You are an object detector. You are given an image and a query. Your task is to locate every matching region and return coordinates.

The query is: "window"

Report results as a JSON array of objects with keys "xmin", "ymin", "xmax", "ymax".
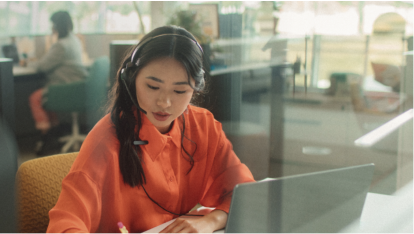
[{"xmin": 0, "ymin": 1, "xmax": 151, "ymax": 37}]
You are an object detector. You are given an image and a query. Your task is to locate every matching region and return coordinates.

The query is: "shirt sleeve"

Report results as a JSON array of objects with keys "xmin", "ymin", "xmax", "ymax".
[
  {"xmin": 46, "ymin": 171, "xmax": 102, "ymax": 233},
  {"xmin": 200, "ymin": 126, "xmax": 255, "ymax": 213},
  {"xmin": 37, "ymin": 42, "xmax": 65, "ymax": 73}
]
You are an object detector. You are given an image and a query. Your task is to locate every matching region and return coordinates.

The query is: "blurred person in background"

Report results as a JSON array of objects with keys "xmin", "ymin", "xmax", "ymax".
[{"xmin": 29, "ymin": 11, "xmax": 88, "ymax": 156}]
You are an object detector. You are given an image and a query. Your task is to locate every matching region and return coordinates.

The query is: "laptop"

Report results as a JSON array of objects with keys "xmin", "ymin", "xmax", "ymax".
[
  {"xmin": 142, "ymin": 163, "xmax": 375, "ymax": 233},
  {"xmin": 224, "ymin": 163, "xmax": 375, "ymax": 233}
]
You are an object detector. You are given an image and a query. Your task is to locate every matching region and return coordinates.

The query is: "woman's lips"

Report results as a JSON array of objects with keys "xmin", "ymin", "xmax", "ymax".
[{"xmin": 153, "ymin": 112, "xmax": 171, "ymax": 121}]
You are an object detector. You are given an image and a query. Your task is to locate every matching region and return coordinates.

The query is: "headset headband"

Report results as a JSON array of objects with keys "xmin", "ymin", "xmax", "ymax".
[
  {"xmin": 120, "ymin": 33, "xmax": 203, "ymax": 115},
  {"xmin": 130, "ymin": 33, "xmax": 203, "ymax": 64}
]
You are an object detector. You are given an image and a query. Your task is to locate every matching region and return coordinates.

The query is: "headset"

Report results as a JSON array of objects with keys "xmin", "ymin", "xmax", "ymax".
[
  {"xmin": 120, "ymin": 33, "xmax": 203, "ymax": 120},
  {"xmin": 120, "ymin": 33, "xmax": 204, "ymax": 217}
]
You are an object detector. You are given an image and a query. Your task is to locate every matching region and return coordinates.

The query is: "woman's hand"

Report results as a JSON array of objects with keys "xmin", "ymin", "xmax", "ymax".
[{"xmin": 160, "ymin": 209, "xmax": 228, "ymax": 233}]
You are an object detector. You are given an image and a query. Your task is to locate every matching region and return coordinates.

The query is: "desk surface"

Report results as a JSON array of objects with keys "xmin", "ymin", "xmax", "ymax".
[
  {"xmin": 13, "ymin": 59, "xmax": 93, "ymax": 77},
  {"xmin": 343, "ymin": 182, "xmax": 413, "ymax": 233},
  {"xmin": 210, "ymin": 61, "xmax": 290, "ymax": 76},
  {"xmin": 143, "ymin": 191, "xmax": 412, "ymax": 233},
  {"xmin": 13, "ymin": 66, "xmax": 38, "ymax": 76},
  {"xmin": 357, "ymin": 193, "xmax": 396, "ymax": 232}
]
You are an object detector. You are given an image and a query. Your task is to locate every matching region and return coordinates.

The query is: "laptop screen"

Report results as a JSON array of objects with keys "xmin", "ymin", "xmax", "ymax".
[{"xmin": 225, "ymin": 163, "xmax": 374, "ymax": 233}]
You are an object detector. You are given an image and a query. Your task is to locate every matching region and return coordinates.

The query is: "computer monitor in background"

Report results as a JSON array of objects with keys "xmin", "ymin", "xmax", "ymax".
[
  {"xmin": 109, "ymin": 40, "xmax": 137, "ymax": 87},
  {"xmin": 2, "ymin": 44, "xmax": 20, "ymax": 64}
]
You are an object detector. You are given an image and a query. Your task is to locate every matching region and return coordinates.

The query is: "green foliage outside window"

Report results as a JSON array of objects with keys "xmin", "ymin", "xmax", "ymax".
[{"xmin": 168, "ymin": 10, "xmax": 212, "ymax": 44}]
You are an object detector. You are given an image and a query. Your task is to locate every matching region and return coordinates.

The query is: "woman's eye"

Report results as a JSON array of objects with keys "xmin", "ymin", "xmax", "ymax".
[
  {"xmin": 147, "ymin": 84, "xmax": 159, "ymax": 90},
  {"xmin": 175, "ymin": 90, "xmax": 186, "ymax": 94}
]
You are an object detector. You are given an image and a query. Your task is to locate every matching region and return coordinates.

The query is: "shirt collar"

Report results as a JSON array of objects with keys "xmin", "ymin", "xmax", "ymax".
[{"xmin": 137, "ymin": 110, "xmax": 182, "ymax": 161}]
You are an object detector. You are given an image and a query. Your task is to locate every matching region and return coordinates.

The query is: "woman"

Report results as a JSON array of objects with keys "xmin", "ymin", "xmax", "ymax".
[
  {"xmin": 29, "ymin": 11, "xmax": 88, "ymax": 155},
  {"xmin": 46, "ymin": 25, "xmax": 254, "ymax": 233}
]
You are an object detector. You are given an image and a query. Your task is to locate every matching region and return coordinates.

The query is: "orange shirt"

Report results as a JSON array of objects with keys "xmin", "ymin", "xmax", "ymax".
[{"xmin": 47, "ymin": 105, "xmax": 255, "ymax": 233}]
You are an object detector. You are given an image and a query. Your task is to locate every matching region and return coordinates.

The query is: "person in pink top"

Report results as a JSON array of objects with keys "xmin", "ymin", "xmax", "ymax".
[{"xmin": 47, "ymin": 25, "xmax": 255, "ymax": 233}]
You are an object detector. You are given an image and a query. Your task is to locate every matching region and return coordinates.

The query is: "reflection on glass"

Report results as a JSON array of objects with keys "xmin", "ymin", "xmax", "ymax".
[
  {"xmin": 355, "ymin": 109, "xmax": 413, "ymax": 147},
  {"xmin": 203, "ymin": 1, "xmax": 412, "ymax": 233},
  {"xmin": 5, "ymin": 1, "xmax": 412, "ymax": 233}
]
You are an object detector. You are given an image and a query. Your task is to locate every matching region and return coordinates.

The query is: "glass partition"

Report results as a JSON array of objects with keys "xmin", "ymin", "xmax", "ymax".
[
  {"xmin": 4, "ymin": 1, "xmax": 412, "ymax": 233},
  {"xmin": 203, "ymin": 1, "xmax": 412, "ymax": 232},
  {"xmin": 204, "ymin": 1, "xmax": 412, "ymax": 190}
]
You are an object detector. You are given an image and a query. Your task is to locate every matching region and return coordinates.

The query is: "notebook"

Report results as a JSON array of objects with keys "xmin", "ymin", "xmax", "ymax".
[{"xmin": 224, "ymin": 163, "xmax": 375, "ymax": 233}]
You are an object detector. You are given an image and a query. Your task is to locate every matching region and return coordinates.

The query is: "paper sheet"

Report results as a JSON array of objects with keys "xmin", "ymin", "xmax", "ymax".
[{"xmin": 141, "ymin": 219, "xmax": 224, "ymax": 234}]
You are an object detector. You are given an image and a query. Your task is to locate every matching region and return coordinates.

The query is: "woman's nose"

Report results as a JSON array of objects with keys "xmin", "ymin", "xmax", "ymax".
[{"xmin": 157, "ymin": 93, "xmax": 171, "ymax": 108}]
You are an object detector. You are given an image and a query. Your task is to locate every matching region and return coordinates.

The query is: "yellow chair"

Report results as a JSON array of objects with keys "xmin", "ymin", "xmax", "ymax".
[{"xmin": 16, "ymin": 152, "xmax": 78, "ymax": 233}]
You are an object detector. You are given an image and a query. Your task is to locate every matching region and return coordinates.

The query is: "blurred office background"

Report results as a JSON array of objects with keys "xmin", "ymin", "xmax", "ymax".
[{"xmin": 0, "ymin": 1, "xmax": 412, "ymax": 232}]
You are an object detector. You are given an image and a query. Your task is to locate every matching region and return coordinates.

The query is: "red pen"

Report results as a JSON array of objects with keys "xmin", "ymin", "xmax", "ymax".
[{"xmin": 118, "ymin": 222, "xmax": 129, "ymax": 233}]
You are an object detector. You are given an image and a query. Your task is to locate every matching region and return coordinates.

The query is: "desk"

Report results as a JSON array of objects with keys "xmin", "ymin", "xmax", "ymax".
[
  {"xmin": 352, "ymin": 193, "xmax": 396, "ymax": 232},
  {"xmin": 343, "ymin": 182, "xmax": 413, "ymax": 233},
  {"xmin": 12, "ymin": 66, "xmax": 45, "ymax": 137},
  {"xmin": 143, "ymin": 193, "xmax": 394, "ymax": 234},
  {"xmin": 13, "ymin": 66, "xmax": 38, "ymax": 77}
]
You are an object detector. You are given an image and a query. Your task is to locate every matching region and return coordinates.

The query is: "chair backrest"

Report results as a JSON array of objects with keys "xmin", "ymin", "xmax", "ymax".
[
  {"xmin": 42, "ymin": 56, "xmax": 110, "ymax": 112},
  {"xmin": 85, "ymin": 56, "xmax": 110, "ymax": 127},
  {"xmin": 43, "ymin": 56, "xmax": 110, "ymax": 128},
  {"xmin": 16, "ymin": 152, "xmax": 78, "ymax": 233},
  {"xmin": 85, "ymin": 56, "xmax": 110, "ymax": 109}
]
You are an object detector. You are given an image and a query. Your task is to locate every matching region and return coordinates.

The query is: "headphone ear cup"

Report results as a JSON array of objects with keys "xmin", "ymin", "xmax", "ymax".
[
  {"xmin": 120, "ymin": 68, "xmax": 131, "ymax": 93},
  {"xmin": 121, "ymin": 67, "xmax": 129, "ymax": 82}
]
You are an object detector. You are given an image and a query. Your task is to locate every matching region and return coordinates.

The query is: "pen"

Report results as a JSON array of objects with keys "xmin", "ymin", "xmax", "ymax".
[{"xmin": 118, "ymin": 222, "xmax": 129, "ymax": 233}]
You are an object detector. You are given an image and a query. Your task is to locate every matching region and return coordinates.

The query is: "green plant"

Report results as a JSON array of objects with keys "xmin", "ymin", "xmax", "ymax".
[{"xmin": 168, "ymin": 10, "xmax": 211, "ymax": 44}]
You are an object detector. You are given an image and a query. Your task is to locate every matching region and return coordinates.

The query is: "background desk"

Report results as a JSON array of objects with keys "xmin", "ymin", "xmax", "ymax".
[
  {"xmin": 13, "ymin": 66, "xmax": 38, "ymax": 77},
  {"xmin": 12, "ymin": 66, "xmax": 45, "ymax": 137}
]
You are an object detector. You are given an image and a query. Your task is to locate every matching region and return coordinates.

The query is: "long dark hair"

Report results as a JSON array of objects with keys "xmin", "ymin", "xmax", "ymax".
[
  {"xmin": 50, "ymin": 11, "xmax": 73, "ymax": 38},
  {"xmin": 107, "ymin": 25, "xmax": 206, "ymax": 187}
]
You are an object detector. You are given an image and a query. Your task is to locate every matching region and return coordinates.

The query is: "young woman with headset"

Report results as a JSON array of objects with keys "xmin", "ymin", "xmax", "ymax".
[{"xmin": 46, "ymin": 25, "xmax": 255, "ymax": 233}]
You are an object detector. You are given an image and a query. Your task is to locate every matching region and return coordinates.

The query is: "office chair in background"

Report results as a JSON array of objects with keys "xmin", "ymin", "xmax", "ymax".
[
  {"xmin": 43, "ymin": 56, "xmax": 110, "ymax": 153},
  {"xmin": 15, "ymin": 152, "xmax": 78, "ymax": 233}
]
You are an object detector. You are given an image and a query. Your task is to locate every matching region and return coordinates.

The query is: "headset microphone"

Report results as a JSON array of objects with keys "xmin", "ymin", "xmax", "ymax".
[{"xmin": 133, "ymin": 140, "xmax": 148, "ymax": 145}]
